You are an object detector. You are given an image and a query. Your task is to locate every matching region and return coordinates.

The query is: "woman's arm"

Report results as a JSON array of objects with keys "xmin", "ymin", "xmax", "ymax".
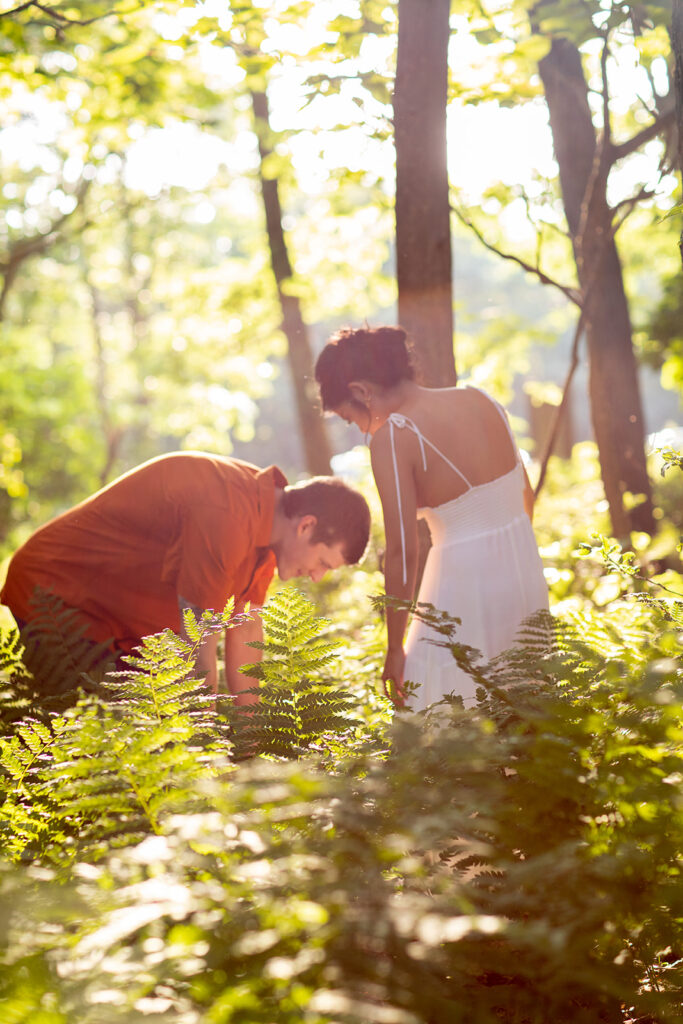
[
  {"xmin": 370, "ymin": 427, "xmax": 419, "ymax": 704},
  {"xmin": 522, "ymin": 463, "xmax": 535, "ymax": 522}
]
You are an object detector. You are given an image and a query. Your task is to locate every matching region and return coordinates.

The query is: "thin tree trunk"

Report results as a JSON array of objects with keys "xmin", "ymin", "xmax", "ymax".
[
  {"xmin": 394, "ymin": 0, "xmax": 455, "ymax": 386},
  {"xmin": 0, "ymin": 256, "xmax": 21, "ymax": 322},
  {"xmin": 82, "ymin": 263, "xmax": 123, "ymax": 486},
  {"xmin": 673, "ymin": 0, "xmax": 683, "ymax": 268},
  {"xmin": 539, "ymin": 38, "xmax": 654, "ymax": 537},
  {"xmin": 251, "ymin": 90, "xmax": 332, "ymax": 477},
  {"xmin": 118, "ymin": 174, "xmax": 154, "ymax": 465}
]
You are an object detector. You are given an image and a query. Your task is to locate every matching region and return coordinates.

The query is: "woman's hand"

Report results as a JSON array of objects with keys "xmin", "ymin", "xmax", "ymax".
[{"xmin": 382, "ymin": 647, "xmax": 406, "ymax": 708}]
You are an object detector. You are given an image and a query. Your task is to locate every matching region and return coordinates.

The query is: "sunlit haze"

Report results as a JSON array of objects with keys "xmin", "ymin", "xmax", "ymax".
[{"xmin": 1, "ymin": 2, "xmax": 673, "ymax": 247}]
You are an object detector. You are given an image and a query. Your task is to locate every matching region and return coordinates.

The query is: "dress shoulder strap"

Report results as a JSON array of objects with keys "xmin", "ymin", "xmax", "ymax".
[{"xmin": 386, "ymin": 412, "xmax": 473, "ymax": 586}]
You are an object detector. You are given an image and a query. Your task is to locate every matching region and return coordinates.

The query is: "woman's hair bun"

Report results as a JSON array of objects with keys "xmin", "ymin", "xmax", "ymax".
[{"xmin": 315, "ymin": 325, "xmax": 415, "ymax": 410}]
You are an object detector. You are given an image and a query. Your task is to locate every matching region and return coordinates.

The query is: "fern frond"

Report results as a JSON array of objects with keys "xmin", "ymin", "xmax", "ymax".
[
  {"xmin": 0, "ymin": 603, "xmax": 244, "ymax": 865},
  {"xmin": 0, "ymin": 626, "xmax": 26, "ymax": 682},
  {"xmin": 227, "ymin": 589, "xmax": 359, "ymax": 760},
  {"xmin": 181, "ymin": 605, "xmax": 202, "ymax": 643},
  {"xmin": 18, "ymin": 588, "xmax": 116, "ymax": 697}
]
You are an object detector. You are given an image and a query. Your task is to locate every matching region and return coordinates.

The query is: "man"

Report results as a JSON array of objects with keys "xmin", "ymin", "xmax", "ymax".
[{"xmin": 1, "ymin": 451, "xmax": 370, "ymax": 702}]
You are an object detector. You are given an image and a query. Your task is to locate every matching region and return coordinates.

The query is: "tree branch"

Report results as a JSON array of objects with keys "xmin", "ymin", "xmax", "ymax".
[
  {"xmin": 601, "ymin": 32, "xmax": 611, "ymax": 148},
  {"xmin": 0, "ymin": 177, "xmax": 90, "ymax": 319},
  {"xmin": 533, "ymin": 258, "xmax": 604, "ymax": 500},
  {"xmin": 611, "ymin": 185, "xmax": 656, "ymax": 234},
  {"xmin": 673, "ymin": 0, "xmax": 683, "ymax": 267},
  {"xmin": 534, "ymin": 176, "xmax": 652, "ymax": 500},
  {"xmin": 0, "ymin": 177, "xmax": 90, "ymax": 265},
  {"xmin": 611, "ymin": 105, "xmax": 675, "ymax": 163},
  {"xmin": 0, "ymin": 0, "xmax": 36, "ymax": 16},
  {"xmin": 1, "ymin": 0, "xmax": 144, "ymax": 27},
  {"xmin": 643, "ymin": 61, "xmax": 663, "ymax": 110},
  {"xmin": 451, "ymin": 201, "xmax": 581, "ymax": 306},
  {"xmin": 534, "ymin": 301, "xmax": 587, "ymax": 498}
]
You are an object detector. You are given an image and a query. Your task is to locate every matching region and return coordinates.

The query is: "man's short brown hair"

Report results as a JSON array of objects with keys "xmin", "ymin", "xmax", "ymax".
[{"xmin": 281, "ymin": 477, "xmax": 370, "ymax": 564}]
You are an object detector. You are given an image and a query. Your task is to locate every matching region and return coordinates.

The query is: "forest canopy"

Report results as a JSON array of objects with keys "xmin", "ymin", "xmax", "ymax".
[{"xmin": 0, "ymin": 0, "xmax": 679, "ymax": 544}]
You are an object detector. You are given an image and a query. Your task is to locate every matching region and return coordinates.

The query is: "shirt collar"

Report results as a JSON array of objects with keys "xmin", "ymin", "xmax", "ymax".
[{"xmin": 254, "ymin": 465, "xmax": 288, "ymax": 547}]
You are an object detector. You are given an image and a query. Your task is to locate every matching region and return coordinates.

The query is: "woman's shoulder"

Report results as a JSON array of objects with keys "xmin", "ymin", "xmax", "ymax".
[
  {"xmin": 437, "ymin": 382, "xmax": 502, "ymax": 413},
  {"xmin": 412, "ymin": 383, "xmax": 492, "ymax": 411},
  {"xmin": 369, "ymin": 415, "xmax": 415, "ymax": 462},
  {"xmin": 416, "ymin": 382, "xmax": 490, "ymax": 400}
]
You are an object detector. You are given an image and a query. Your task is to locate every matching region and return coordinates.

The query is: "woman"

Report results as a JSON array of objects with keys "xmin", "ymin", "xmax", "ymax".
[{"xmin": 314, "ymin": 325, "xmax": 548, "ymax": 711}]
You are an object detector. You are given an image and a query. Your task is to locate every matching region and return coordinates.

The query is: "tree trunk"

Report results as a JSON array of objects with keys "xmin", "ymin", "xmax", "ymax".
[
  {"xmin": 673, "ymin": 0, "xmax": 683, "ymax": 268},
  {"xmin": 251, "ymin": 90, "xmax": 332, "ymax": 477},
  {"xmin": 394, "ymin": 0, "xmax": 455, "ymax": 386},
  {"xmin": 82, "ymin": 263, "xmax": 123, "ymax": 486},
  {"xmin": 539, "ymin": 38, "xmax": 654, "ymax": 537}
]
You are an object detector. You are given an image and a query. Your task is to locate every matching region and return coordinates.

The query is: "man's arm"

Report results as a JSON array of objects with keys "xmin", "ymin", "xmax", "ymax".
[
  {"xmin": 178, "ymin": 595, "xmax": 218, "ymax": 693},
  {"xmin": 224, "ymin": 610, "xmax": 263, "ymax": 706}
]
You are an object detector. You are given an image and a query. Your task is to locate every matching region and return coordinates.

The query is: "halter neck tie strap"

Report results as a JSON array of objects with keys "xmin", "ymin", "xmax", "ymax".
[{"xmin": 388, "ymin": 414, "xmax": 428, "ymax": 586}]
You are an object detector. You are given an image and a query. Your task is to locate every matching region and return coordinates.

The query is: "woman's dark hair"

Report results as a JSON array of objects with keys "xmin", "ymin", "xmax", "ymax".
[
  {"xmin": 282, "ymin": 477, "xmax": 370, "ymax": 564},
  {"xmin": 314, "ymin": 325, "xmax": 415, "ymax": 411}
]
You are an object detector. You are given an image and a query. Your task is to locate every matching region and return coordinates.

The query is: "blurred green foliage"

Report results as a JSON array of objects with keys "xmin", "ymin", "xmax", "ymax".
[
  {"xmin": 0, "ymin": 0, "xmax": 401, "ymax": 546},
  {"xmin": 1, "ymin": 567, "xmax": 683, "ymax": 1021}
]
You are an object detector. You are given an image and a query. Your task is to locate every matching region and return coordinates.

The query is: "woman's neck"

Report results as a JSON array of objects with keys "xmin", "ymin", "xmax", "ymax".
[{"xmin": 368, "ymin": 380, "xmax": 421, "ymax": 433}]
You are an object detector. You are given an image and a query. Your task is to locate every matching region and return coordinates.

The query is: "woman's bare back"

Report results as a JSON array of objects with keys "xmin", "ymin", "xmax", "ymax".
[{"xmin": 389, "ymin": 385, "xmax": 518, "ymax": 509}]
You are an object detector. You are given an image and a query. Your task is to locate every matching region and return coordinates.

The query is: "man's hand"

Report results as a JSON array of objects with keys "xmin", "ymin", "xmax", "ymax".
[
  {"xmin": 193, "ymin": 632, "xmax": 219, "ymax": 693},
  {"xmin": 224, "ymin": 611, "xmax": 264, "ymax": 706}
]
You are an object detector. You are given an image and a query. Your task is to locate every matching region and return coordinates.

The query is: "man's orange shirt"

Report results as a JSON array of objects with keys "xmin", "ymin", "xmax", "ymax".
[{"xmin": 1, "ymin": 452, "xmax": 286, "ymax": 653}]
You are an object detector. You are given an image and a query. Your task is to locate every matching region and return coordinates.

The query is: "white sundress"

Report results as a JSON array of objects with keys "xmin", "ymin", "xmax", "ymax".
[{"xmin": 386, "ymin": 393, "xmax": 549, "ymax": 712}]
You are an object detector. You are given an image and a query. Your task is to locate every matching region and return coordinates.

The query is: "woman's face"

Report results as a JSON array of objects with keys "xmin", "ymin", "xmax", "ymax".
[{"xmin": 332, "ymin": 399, "xmax": 372, "ymax": 435}]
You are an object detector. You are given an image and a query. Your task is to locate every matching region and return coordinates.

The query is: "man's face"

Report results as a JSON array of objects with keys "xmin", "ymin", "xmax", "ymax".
[{"xmin": 274, "ymin": 515, "xmax": 347, "ymax": 583}]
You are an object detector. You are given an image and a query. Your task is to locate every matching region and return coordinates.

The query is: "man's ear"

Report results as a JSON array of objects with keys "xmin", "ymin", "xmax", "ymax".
[{"xmin": 296, "ymin": 513, "xmax": 317, "ymax": 537}]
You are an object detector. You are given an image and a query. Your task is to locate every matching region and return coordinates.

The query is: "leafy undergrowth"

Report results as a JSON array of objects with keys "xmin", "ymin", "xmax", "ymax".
[{"xmin": 0, "ymin": 580, "xmax": 681, "ymax": 1023}]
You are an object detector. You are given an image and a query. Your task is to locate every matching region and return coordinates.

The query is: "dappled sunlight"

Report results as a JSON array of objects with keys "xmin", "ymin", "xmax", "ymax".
[{"xmin": 1, "ymin": 0, "xmax": 682, "ymax": 1018}]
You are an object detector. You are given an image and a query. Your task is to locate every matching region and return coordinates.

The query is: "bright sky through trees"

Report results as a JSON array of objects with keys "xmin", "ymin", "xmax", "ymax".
[
  {"xmin": 119, "ymin": 4, "xmax": 672, "ymax": 248},
  {"xmin": 3, "ymin": 0, "xmax": 671, "ymax": 246}
]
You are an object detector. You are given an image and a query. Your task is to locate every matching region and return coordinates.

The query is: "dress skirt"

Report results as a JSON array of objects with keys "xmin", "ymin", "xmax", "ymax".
[{"xmin": 403, "ymin": 464, "xmax": 548, "ymax": 711}]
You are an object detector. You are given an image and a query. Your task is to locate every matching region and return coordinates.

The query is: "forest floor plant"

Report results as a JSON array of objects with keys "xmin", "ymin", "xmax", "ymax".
[{"xmin": 0, "ymin": 575, "xmax": 681, "ymax": 1022}]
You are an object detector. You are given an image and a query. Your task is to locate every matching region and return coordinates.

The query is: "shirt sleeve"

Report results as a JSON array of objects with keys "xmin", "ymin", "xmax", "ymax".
[
  {"xmin": 242, "ymin": 552, "xmax": 276, "ymax": 608},
  {"xmin": 161, "ymin": 504, "xmax": 254, "ymax": 612}
]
